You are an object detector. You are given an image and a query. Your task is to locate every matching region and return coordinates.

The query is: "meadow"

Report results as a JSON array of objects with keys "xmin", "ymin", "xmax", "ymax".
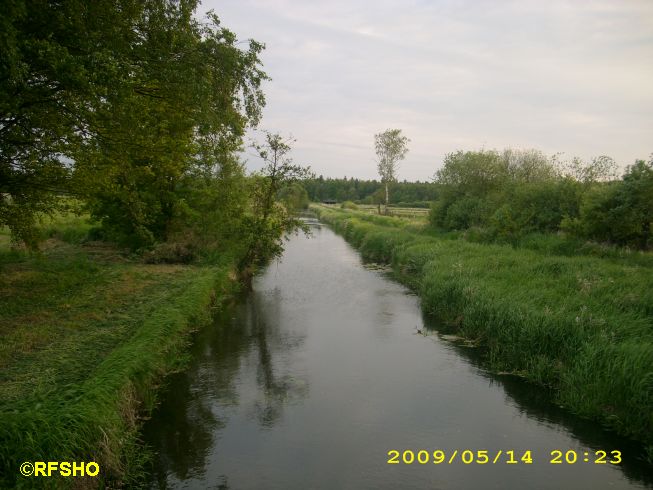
[
  {"xmin": 313, "ymin": 205, "xmax": 653, "ymax": 457},
  {"xmin": 0, "ymin": 215, "xmax": 241, "ymax": 488}
]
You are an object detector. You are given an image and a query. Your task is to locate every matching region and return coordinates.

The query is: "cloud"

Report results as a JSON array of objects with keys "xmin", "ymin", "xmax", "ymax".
[{"xmin": 201, "ymin": 0, "xmax": 653, "ymax": 180}]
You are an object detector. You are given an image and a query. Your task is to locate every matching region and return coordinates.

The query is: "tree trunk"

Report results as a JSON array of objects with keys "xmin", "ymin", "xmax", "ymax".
[{"xmin": 384, "ymin": 182, "xmax": 389, "ymax": 215}]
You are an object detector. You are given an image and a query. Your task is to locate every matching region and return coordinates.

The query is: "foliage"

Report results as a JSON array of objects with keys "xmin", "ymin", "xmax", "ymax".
[
  {"xmin": 161, "ymin": 155, "xmax": 250, "ymax": 262},
  {"xmin": 429, "ymin": 148, "xmax": 651, "ymax": 249},
  {"xmin": 1, "ymin": 1, "xmax": 267, "ymax": 250},
  {"xmin": 559, "ymin": 154, "xmax": 619, "ymax": 183},
  {"xmin": 431, "ymin": 148, "xmax": 562, "ymax": 231},
  {"xmin": 239, "ymin": 132, "xmax": 312, "ymax": 270},
  {"xmin": 374, "ymin": 129, "xmax": 410, "ymax": 212},
  {"xmin": 0, "ymin": 0, "xmax": 104, "ymax": 246},
  {"xmin": 73, "ymin": 5, "xmax": 267, "ymax": 248},
  {"xmin": 340, "ymin": 200, "xmax": 358, "ymax": 210},
  {"xmin": 435, "ymin": 149, "xmax": 507, "ymax": 194},
  {"xmin": 567, "ymin": 158, "xmax": 653, "ymax": 248},
  {"xmin": 491, "ymin": 179, "xmax": 583, "ymax": 235},
  {"xmin": 278, "ymin": 182, "xmax": 309, "ymax": 212}
]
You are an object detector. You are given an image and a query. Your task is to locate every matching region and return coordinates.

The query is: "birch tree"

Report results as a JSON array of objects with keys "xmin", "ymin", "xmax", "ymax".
[{"xmin": 374, "ymin": 129, "xmax": 410, "ymax": 214}]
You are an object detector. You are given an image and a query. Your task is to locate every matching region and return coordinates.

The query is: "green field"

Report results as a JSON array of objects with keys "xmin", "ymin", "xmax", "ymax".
[
  {"xmin": 355, "ymin": 204, "xmax": 429, "ymax": 219},
  {"xmin": 322, "ymin": 203, "xmax": 430, "ymax": 220},
  {"xmin": 0, "ymin": 216, "xmax": 241, "ymax": 488},
  {"xmin": 313, "ymin": 205, "xmax": 653, "ymax": 457}
]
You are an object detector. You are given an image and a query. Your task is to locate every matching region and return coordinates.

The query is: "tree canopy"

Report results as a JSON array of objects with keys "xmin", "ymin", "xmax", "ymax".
[
  {"xmin": 1, "ymin": 0, "xmax": 267, "ymax": 248},
  {"xmin": 430, "ymin": 148, "xmax": 652, "ymax": 249}
]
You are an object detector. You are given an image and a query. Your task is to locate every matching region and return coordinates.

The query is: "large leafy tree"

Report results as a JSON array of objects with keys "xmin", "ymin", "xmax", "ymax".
[
  {"xmin": 74, "ymin": 3, "xmax": 268, "ymax": 247},
  {"xmin": 1, "ymin": 0, "xmax": 267, "ymax": 248},
  {"xmin": 1, "ymin": 0, "xmax": 148, "ymax": 245}
]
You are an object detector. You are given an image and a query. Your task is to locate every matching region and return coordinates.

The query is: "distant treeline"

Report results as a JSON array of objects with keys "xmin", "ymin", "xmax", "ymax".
[{"xmin": 303, "ymin": 177, "xmax": 439, "ymax": 207}]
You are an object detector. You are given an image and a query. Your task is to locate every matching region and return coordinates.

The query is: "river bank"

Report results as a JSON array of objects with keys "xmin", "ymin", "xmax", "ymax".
[
  {"xmin": 0, "ymin": 219, "xmax": 243, "ymax": 488},
  {"xmin": 313, "ymin": 205, "xmax": 653, "ymax": 458}
]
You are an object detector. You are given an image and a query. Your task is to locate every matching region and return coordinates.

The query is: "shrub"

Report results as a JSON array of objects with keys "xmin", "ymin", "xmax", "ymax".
[{"xmin": 572, "ymin": 160, "xmax": 653, "ymax": 248}]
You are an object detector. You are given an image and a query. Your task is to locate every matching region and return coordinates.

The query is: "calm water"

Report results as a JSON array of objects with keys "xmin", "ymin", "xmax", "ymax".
[{"xmin": 144, "ymin": 220, "xmax": 652, "ymax": 489}]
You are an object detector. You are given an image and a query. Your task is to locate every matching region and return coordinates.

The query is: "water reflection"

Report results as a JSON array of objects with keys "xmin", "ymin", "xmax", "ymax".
[
  {"xmin": 247, "ymin": 289, "xmax": 309, "ymax": 428},
  {"xmin": 144, "ymin": 285, "xmax": 309, "ymax": 486},
  {"xmin": 145, "ymin": 365, "xmax": 221, "ymax": 485}
]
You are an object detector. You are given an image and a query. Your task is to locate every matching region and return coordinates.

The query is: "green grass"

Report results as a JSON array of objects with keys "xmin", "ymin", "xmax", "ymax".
[
  {"xmin": 0, "ymin": 218, "xmax": 242, "ymax": 488},
  {"xmin": 313, "ymin": 205, "xmax": 653, "ymax": 456},
  {"xmin": 320, "ymin": 204, "xmax": 653, "ymax": 268}
]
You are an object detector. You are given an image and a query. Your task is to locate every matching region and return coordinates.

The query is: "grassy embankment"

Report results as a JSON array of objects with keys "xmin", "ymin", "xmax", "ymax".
[
  {"xmin": 313, "ymin": 205, "xmax": 653, "ymax": 456},
  {"xmin": 0, "ymin": 214, "xmax": 242, "ymax": 489}
]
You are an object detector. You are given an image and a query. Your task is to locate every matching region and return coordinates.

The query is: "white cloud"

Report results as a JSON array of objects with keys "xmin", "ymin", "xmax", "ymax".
[{"xmin": 201, "ymin": 0, "xmax": 653, "ymax": 179}]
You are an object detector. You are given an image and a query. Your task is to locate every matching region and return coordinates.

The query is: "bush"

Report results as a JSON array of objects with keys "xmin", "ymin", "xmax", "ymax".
[
  {"xmin": 571, "ymin": 160, "xmax": 653, "ymax": 248},
  {"xmin": 430, "ymin": 147, "xmax": 652, "ymax": 251},
  {"xmin": 441, "ymin": 196, "xmax": 488, "ymax": 230},
  {"xmin": 479, "ymin": 180, "xmax": 580, "ymax": 239},
  {"xmin": 340, "ymin": 201, "xmax": 358, "ymax": 210}
]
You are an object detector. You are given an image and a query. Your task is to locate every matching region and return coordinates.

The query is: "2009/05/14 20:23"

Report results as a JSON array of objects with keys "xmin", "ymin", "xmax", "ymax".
[{"xmin": 386, "ymin": 449, "xmax": 622, "ymax": 465}]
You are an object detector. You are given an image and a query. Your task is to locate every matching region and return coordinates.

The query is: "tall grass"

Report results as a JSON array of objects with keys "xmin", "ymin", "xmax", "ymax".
[
  {"xmin": 314, "ymin": 205, "xmax": 653, "ymax": 455},
  {"xmin": 0, "ymin": 220, "xmax": 241, "ymax": 488}
]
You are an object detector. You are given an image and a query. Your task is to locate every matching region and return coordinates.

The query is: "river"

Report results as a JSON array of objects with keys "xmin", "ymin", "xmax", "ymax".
[{"xmin": 144, "ymin": 219, "xmax": 652, "ymax": 489}]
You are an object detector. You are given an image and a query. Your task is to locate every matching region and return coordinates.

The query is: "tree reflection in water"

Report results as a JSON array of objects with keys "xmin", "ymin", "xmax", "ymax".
[
  {"xmin": 143, "ymin": 285, "xmax": 309, "ymax": 486},
  {"xmin": 249, "ymin": 287, "xmax": 309, "ymax": 428}
]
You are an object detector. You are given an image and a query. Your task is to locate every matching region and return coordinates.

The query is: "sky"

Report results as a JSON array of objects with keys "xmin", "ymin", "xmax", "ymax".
[{"xmin": 199, "ymin": 0, "xmax": 653, "ymax": 181}]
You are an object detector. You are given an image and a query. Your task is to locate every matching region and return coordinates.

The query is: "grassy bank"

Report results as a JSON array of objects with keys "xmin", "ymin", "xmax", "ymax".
[
  {"xmin": 313, "ymin": 205, "xmax": 653, "ymax": 456},
  {"xmin": 0, "ymin": 218, "xmax": 242, "ymax": 488}
]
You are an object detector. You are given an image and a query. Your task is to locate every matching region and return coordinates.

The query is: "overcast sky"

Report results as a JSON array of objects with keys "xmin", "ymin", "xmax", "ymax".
[{"xmin": 200, "ymin": 0, "xmax": 653, "ymax": 181}]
